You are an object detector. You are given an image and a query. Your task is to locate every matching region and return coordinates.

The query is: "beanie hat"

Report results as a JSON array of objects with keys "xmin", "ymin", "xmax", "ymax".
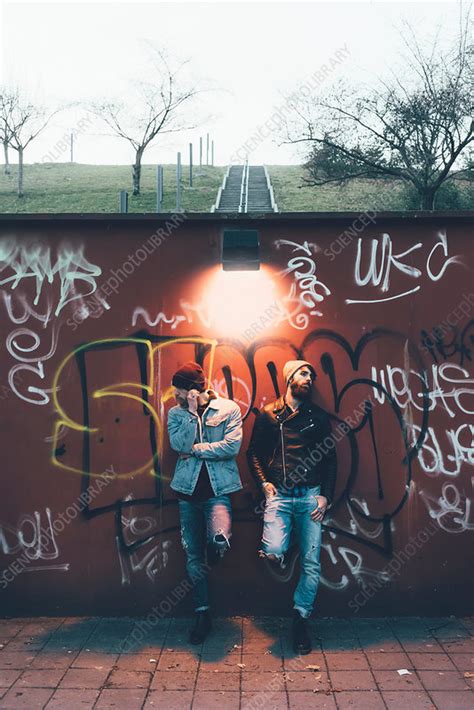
[
  {"xmin": 172, "ymin": 362, "xmax": 206, "ymax": 391},
  {"xmin": 283, "ymin": 360, "xmax": 316, "ymax": 385}
]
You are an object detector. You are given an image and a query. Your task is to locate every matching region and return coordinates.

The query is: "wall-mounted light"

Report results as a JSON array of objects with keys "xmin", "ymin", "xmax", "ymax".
[{"xmin": 221, "ymin": 229, "xmax": 260, "ymax": 271}]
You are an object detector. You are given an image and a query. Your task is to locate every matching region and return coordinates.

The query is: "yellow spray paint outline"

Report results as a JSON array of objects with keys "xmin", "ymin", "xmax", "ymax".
[{"xmin": 51, "ymin": 336, "xmax": 218, "ymax": 479}]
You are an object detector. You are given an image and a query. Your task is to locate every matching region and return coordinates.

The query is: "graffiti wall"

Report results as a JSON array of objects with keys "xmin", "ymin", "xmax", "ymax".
[{"xmin": 0, "ymin": 212, "xmax": 472, "ymax": 616}]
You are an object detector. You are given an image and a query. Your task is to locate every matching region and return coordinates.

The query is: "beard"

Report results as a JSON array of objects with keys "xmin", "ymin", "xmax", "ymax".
[{"xmin": 290, "ymin": 381, "xmax": 312, "ymax": 401}]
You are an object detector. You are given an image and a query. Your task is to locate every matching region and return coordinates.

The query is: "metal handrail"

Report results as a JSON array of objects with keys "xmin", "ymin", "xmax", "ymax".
[
  {"xmin": 210, "ymin": 165, "xmax": 230, "ymax": 212},
  {"xmin": 239, "ymin": 160, "xmax": 249, "ymax": 213},
  {"xmin": 264, "ymin": 165, "xmax": 278, "ymax": 212}
]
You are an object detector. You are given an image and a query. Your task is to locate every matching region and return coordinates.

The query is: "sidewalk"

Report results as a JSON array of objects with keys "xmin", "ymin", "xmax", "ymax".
[{"xmin": 0, "ymin": 616, "xmax": 472, "ymax": 709}]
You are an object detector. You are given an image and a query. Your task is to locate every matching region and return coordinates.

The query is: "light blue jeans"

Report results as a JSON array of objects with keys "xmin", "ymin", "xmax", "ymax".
[
  {"xmin": 260, "ymin": 485, "xmax": 322, "ymax": 619},
  {"xmin": 179, "ymin": 495, "xmax": 232, "ymax": 612}
]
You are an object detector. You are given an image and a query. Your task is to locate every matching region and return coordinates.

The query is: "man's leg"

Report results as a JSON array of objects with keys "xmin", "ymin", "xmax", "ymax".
[
  {"xmin": 293, "ymin": 487, "xmax": 323, "ymax": 618},
  {"xmin": 259, "ymin": 492, "xmax": 292, "ymax": 566},
  {"xmin": 178, "ymin": 500, "xmax": 209, "ymax": 612},
  {"xmin": 291, "ymin": 487, "xmax": 323, "ymax": 654},
  {"xmin": 204, "ymin": 494, "xmax": 232, "ymax": 564}
]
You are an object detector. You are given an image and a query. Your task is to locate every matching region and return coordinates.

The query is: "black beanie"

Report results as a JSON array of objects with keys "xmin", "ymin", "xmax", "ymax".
[{"xmin": 171, "ymin": 362, "xmax": 206, "ymax": 392}]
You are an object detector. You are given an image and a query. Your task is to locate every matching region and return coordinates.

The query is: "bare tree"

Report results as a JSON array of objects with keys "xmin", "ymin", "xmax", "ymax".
[
  {"xmin": 92, "ymin": 51, "xmax": 201, "ymax": 195},
  {"xmin": 0, "ymin": 88, "xmax": 58, "ymax": 197},
  {"xmin": 0, "ymin": 91, "xmax": 15, "ymax": 175},
  {"xmin": 283, "ymin": 12, "xmax": 473, "ymax": 209}
]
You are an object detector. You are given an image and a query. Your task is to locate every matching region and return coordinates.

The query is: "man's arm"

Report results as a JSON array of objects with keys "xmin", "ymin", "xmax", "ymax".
[
  {"xmin": 167, "ymin": 407, "xmax": 198, "ymax": 454},
  {"xmin": 191, "ymin": 404, "xmax": 242, "ymax": 460},
  {"xmin": 246, "ymin": 411, "xmax": 269, "ymax": 487}
]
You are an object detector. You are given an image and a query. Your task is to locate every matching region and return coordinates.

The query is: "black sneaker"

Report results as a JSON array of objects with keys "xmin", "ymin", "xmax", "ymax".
[
  {"xmin": 189, "ymin": 610, "xmax": 212, "ymax": 644},
  {"xmin": 292, "ymin": 610, "xmax": 312, "ymax": 654}
]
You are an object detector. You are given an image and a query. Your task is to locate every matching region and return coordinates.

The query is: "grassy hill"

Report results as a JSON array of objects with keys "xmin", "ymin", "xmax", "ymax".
[
  {"xmin": 0, "ymin": 163, "xmax": 224, "ymax": 213},
  {"xmin": 0, "ymin": 163, "xmax": 471, "ymax": 213}
]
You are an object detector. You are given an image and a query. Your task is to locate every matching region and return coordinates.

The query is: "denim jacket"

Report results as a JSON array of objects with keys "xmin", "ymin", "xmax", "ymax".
[{"xmin": 167, "ymin": 394, "xmax": 243, "ymax": 496}]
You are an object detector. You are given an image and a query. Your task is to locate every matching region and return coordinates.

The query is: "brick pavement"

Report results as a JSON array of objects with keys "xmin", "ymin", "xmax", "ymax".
[{"xmin": 0, "ymin": 616, "xmax": 472, "ymax": 709}]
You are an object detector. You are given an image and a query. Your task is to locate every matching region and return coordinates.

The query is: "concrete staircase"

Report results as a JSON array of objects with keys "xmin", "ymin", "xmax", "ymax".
[{"xmin": 213, "ymin": 164, "xmax": 277, "ymax": 213}]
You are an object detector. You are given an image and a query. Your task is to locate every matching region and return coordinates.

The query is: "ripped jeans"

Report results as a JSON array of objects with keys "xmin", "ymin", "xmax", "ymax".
[
  {"xmin": 179, "ymin": 495, "xmax": 232, "ymax": 612},
  {"xmin": 260, "ymin": 485, "xmax": 322, "ymax": 619}
]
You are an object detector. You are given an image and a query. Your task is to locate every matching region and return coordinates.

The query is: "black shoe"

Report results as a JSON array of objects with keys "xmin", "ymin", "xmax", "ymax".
[
  {"xmin": 292, "ymin": 610, "xmax": 312, "ymax": 654},
  {"xmin": 189, "ymin": 610, "xmax": 212, "ymax": 644}
]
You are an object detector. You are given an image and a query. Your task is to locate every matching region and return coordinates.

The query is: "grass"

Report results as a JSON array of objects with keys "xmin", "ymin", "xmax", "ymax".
[
  {"xmin": 0, "ymin": 163, "xmax": 224, "ymax": 213},
  {"xmin": 268, "ymin": 165, "xmax": 474, "ymax": 212},
  {"xmin": 0, "ymin": 162, "xmax": 471, "ymax": 213}
]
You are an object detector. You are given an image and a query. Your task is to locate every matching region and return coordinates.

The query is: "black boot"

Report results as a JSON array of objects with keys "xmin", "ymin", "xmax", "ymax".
[
  {"xmin": 189, "ymin": 610, "xmax": 212, "ymax": 644},
  {"xmin": 292, "ymin": 610, "xmax": 311, "ymax": 654}
]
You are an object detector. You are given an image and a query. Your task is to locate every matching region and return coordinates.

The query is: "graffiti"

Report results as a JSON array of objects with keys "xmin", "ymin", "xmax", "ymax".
[
  {"xmin": 275, "ymin": 239, "xmax": 331, "ymax": 324},
  {"xmin": 371, "ymin": 362, "xmax": 474, "ymax": 418},
  {"xmin": 0, "ymin": 239, "xmax": 107, "ymax": 316},
  {"xmin": 421, "ymin": 320, "xmax": 474, "ymax": 367},
  {"xmin": 0, "ymin": 508, "xmax": 66, "ymax": 573},
  {"xmin": 347, "ymin": 231, "xmax": 461, "ymax": 304},
  {"xmin": 116, "ymin": 496, "xmax": 171, "ymax": 586},
  {"xmin": 419, "ymin": 480, "xmax": 474, "ymax": 533},
  {"xmin": 412, "ymin": 423, "xmax": 474, "ymax": 477}
]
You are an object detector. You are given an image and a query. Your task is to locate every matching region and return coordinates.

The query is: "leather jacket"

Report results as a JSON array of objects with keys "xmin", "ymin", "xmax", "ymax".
[{"xmin": 246, "ymin": 396, "xmax": 337, "ymax": 504}]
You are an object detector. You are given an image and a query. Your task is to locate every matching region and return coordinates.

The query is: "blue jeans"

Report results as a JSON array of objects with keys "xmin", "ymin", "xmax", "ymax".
[
  {"xmin": 260, "ymin": 485, "xmax": 322, "ymax": 619},
  {"xmin": 178, "ymin": 496, "xmax": 232, "ymax": 612}
]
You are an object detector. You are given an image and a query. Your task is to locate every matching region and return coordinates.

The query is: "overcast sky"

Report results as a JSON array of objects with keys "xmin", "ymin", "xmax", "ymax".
[{"xmin": 0, "ymin": 0, "xmax": 463, "ymax": 165}]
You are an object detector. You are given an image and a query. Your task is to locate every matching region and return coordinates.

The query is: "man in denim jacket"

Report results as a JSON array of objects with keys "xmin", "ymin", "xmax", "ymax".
[{"xmin": 167, "ymin": 361, "xmax": 243, "ymax": 643}]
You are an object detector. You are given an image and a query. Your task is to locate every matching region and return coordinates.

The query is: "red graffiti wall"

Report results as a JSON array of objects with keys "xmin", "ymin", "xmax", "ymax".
[{"xmin": 0, "ymin": 213, "xmax": 472, "ymax": 616}]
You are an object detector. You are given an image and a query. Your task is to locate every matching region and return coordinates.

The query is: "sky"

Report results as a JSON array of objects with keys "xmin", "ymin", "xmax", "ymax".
[{"xmin": 0, "ymin": 0, "xmax": 464, "ymax": 166}]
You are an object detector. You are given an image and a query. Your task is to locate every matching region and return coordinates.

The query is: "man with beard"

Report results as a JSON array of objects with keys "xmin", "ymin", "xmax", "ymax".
[{"xmin": 247, "ymin": 360, "xmax": 337, "ymax": 654}]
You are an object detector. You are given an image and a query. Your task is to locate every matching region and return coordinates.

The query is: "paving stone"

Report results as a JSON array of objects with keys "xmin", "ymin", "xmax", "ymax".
[
  {"xmin": 59, "ymin": 666, "xmax": 110, "ymax": 689},
  {"xmin": 0, "ymin": 686, "xmax": 54, "ymax": 708},
  {"xmin": 288, "ymin": 692, "xmax": 337, "ymax": 709},
  {"xmin": 407, "ymin": 652, "xmax": 456, "ymax": 670},
  {"xmin": 366, "ymin": 651, "xmax": 412, "ymax": 670},
  {"xmin": 30, "ymin": 651, "xmax": 77, "ymax": 670},
  {"xmin": 382, "ymin": 690, "xmax": 437, "ymax": 709},
  {"xmin": 242, "ymin": 671, "xmax": 287, "ymax": 693},
  {"xmin": 335, "ymin": 690, "xmax": 386, "ymax": 709},
  {"xmin": 360, "ymin": 639, "xmax": 406, "ymax": 653},
  {"xmin": 283, "ymin": 651, "xmax": 325, "ymax": 672},
  {"xmin": 242, "ymin": 691, "xmax": 290, "ymax": 709},
  {"xmin": 448, "ymin": 653, "xmax": 474, "ymax": 672},
  {"xmin": 199, "ymin": 651, "xmax": 242, "ymax": 673},
  {"xmin": 157, "ymin": 652, "xmax": 199, "ymax": 672},
  {"xmin": 94, "ymin": 688, "xmax": 148, "ymax": 709},
  {"xmin": 0, "ymin": 653, "xmax": 37, "ymax": 671},
  {"xmin": 321, "ymin": 639, "xmax": 362, "ymax": 652},
  {"xmin": 324, "ymin": 651, "xmax": 369, "ymax": 670},
  {"xmin": 429, "ymin": 690, "xmax": 474, "ymax": 709},
  {"xmin": 44, "ymin": 688, "xmax": 100, "ymax": 709},
  {"xmin": 372, "ymin": 669, "xmax": 424, "ymax": 691},
  {"xmin": 16, "ymin": 669, "xmax": 64, "ymax": 688},
  {"xmin": 104, "ymin": 669, "xmax": 151, "ymax": 689},
  {"xmin": 240, "ymin": 652, "xmax": 284, "ymax": 672},
  {"xmin": 285, "ymin": 670, "xmax": 330, "ymax": 692},
  {"xmin": 0, "ymin": 670, "xmax": 22, "ymax": 688},
  {"xmin": 143, "ymin": 689, "xmax": 193, "ymax": 708},
  {"xmin": 441, "ymin": 638, "xmax": 474, "ymax": 653},
  {"xmin": 115, "ymin": 653, "xmax": 158, "ymax": 671},
  {"xmin": 192, "ymin": 691, "xmax": 240, "ymax": 709},
  {"xmin": 71, "ymin": 650, "xmax": 118, "ymax": 669},
  {"xmin": 150, "ymin": 670, "xmax": 197, "ymax": 691},
  {"xmin": 417, "ymin": 669, "xmax": 470, "ymax": 690},
  {"xmin": 329, "ymin": 669, "xmax": 377, "ymax": 691},
  {"xmin": 195, "ymin": 671, "xmax": 240, "ymax": 691},
  {"xmin": 399, "ymin": 638, "xmax": 444, "ymax": 653}
]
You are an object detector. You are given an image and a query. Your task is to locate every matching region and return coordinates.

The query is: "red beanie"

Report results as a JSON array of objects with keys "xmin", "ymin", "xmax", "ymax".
[{"xmin": 172, "ymin": 362, "xmax": 206, "ymax": 391}]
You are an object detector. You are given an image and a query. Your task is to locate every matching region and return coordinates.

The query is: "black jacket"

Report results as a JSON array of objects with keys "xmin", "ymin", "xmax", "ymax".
[{"xmin": 247, "ymin": 396, "xmax": 337, "ymax": 504}]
